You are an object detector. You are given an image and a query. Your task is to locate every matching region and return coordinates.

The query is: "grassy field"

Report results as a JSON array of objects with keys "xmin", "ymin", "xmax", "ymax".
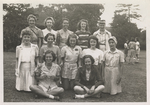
[{"xmin": 4, "ymin": 50, "xmax": 146, "ymax": 102}]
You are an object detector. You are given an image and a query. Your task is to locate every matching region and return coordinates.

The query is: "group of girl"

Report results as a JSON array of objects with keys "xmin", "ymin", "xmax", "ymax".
[
  {"xmin": 15, "ymin": 14, "xmax": 124, "ymax": 101},
  {"xmin": 124, "ymin": 37, "xmax": 140, "ymax": 64}
]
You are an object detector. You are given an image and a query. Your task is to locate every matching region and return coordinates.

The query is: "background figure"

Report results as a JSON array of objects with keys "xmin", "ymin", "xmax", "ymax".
[
  {"xmin": 74, "ymin": 55, "xmax": 105, "ymax": 99},
  {"xmin": 82, "ymin": 35, "xmax": 103, "ymax": 77},
  {"xmin": 75, "ymin": 19, "xmax": 91, "ymax": 50},
  {"xmin": 93, "ymin": 20, "xmax": 111, "ymax": 52},
  {"xmin": 103, "ymin": 36, "xmax": 124, "ymax": 95},
  {"xmin": 127, "ymin": 37, "xmax": 136, "ymax": 64},
  {"xmin": 42, "ymin": 17, "xmax": 57, "ymax": 46},
  {"xmin": 124, "ymin": 39, "xmax": 129, "ymax": 62},
  {"xmin": 56, "ymin": 18, "xmax": 73, "ymax": 49},
  {"xmin": 39, "ymin": 33, "xmax": 61, "ymax": 65},
  {"xmin": 30, "ymin": 50, "xmax": 64, "ymax": 101},
  {"xmin": 135, "ymin": 37, "xmax": 140, "ymax": 63},
  {"xmin": 20, "ymin": 14, "xmax": 44, "ymax": 49},
  {"xmin": 15, "ymin": 30, "xmax": 39, "ymax": 91},
  {"xmin": 61, "ymin": 34, "xmax": 82, "ymax": 90}
]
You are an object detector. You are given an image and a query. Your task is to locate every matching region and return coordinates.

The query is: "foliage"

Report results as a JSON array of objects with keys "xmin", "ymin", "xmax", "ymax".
[
  {"xmin": 3, "ymin": 4, "xmax": 34, "ymax": 51},
  {"xmin": 110, "ymin": 5, "xmax": 146, "ymax": 50}
]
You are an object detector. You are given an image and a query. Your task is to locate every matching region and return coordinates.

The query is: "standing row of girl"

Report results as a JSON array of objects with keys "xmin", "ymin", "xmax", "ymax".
[{"xmin": 15, "ymin": 14, "xmax": 124, "ymax": 100}]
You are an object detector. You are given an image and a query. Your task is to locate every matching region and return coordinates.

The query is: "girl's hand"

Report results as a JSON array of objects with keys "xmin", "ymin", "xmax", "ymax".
[
  {"xmin": 15, "ymin": 70, "xmax": 19, "ymax": 77},
  {"xmin": 116, "ymin": 77, "xmax": 122, "ymax": 84},
  {"xmin": 41, "ymin": 74, "xmax": 47, "ymax": 79}
]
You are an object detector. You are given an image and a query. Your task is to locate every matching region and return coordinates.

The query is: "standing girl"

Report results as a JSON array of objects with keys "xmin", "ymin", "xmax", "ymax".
[
  {"xmin": 103, "ymin": 36, "xmax": 124, "ymax": 95},
  {"xmin": 20, "ymin": 14, "xmax": 44, "ymax": 49},
  {"xmin": 61, "ymin": 34, "xmax": 82, "ymax": 90},
  {"xmin": 82, "ymin": 35, "xmax": 103, "ymax": 77},
  {"xmin": 56, "ymin": 18, "xmax": 73, "ymax": 49},
  {"xmin": 75, "ymin": 19, "xmax": 91, "ymax": 49},
  {"xmin": 15, "ymin": 30, "xmax": 39, "ymax": 91},
  {"xmin": 40, "ymin": 33, "xmax": 61, "ymax": 65}
]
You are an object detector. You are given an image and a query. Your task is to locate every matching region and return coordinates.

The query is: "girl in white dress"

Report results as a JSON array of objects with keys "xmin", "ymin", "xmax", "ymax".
[
  {"xmin": 103, "ymin": 36, "xmax": 124, "ymax": 95},
  {"xmin": 15, "ymin": 30, "xmax": 39, "ymax": 91},
  {"xmin": 135, "ymin": 37, "xmax": 140, "ymax": 62}
]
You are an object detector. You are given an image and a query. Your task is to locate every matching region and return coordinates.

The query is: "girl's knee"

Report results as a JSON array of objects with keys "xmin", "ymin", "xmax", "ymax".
[{"xmin": 59, "ymin": 88, "xmax": 64, "ymax": 93}]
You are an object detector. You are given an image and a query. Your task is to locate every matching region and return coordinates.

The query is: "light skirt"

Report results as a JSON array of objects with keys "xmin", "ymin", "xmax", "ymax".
[
  {"xmin": 103, "ymin": 67, "xmax": 122, "ymax": 95},
  {"xmin": 16, "ymin": 62, "xmax": 36, "ymax": 91}
]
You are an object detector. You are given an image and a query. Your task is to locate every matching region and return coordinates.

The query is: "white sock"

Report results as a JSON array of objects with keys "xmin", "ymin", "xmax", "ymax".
[
  {"xmin": 75, "ymin": 94, "xmax": 85, "ymax": 98},
  {"xmin": 49, "ymin": 94, "xmax": 54, "ymax": 99}
]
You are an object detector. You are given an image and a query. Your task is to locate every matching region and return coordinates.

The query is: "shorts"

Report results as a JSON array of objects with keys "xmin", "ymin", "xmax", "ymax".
[{"xmin": 128, "ymin": 49, "xmax": 135, "ymax": 58}]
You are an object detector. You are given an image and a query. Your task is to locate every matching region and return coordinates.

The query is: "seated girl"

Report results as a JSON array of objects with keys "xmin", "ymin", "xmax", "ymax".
[
  {"xmin": 74, "ymin": 55, "xmax": 105, "ymax": 98},
  {"xmin": 30, "ymin": 50, "xmax": 64, "ymax": 101}
]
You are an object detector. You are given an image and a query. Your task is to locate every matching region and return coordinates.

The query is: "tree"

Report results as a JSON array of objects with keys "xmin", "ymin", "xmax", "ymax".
[
  {"xmin": 115, "ymin": 4, "xmax": 142, "ymax": 22},
  {"xmin": 110, "ymin": 14, "xmax": 141, "ymax": 49},
  {"xmin": 3, "ymin": 4, "xmax": 34, "ymax": 51}
]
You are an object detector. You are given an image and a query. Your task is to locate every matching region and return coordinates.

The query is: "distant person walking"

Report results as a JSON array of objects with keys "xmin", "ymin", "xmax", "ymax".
[
  {"xmin": 127, "ymin": 37, "xmax": 136, "ymax": 64},
  {"xmin": 135, "ymin": 37, "xmax": 140, "ymax": 63},
  {"xmin": 124, "ymin": 39, "xmax": 129, "ymax": 62}
]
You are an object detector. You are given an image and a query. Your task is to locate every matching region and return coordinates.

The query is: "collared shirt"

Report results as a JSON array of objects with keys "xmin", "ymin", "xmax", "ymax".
[
  {"xmin": 56, "ymin": 29, "xmax": 73, "ymax": 49},
  {"xmin": 38, "ymin": 63, "xmax": 61, "ymax": 89},
  {"xmin": 103, "ymin": 49, "xmax": 124, "ymax": 67},
  {"xmin": 86, "ymin": 69, "xmax": 91, "ymax": 81},
  {"xmin": 61, "ymin": 45, "xmax": 82, "ymax": 63},
  {"xmin": 20, "ymin": 26, "xmax": 44, "ymax": 45},
  {"xmin": 93, "ymin": 29, "xmax": 111, "ymax": 51}
]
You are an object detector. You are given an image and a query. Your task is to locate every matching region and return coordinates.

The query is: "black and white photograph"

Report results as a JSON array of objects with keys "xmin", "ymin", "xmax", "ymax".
[{"xmin": 2, "ymin": 0, "xmax": 149, "ymax": 103}]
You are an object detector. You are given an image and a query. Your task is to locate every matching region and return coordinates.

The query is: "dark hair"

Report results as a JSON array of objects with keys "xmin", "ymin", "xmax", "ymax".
[
  {"xmin": 62, "ymin": 18, "xmax": 69, "ymax": 23},
  {"xmin": 44, "ymin": 33, "xmax": 55, "ymax": 42},
  {"xmin": 43, "ymin": 50, "xmax": 56, "ymax": 62},
  {"xmin": 22, "ymin": 30, "xmax": 32, "ymax": 37},
  {"xmin": 82, "ymin": 55, "xmax": 95, "ymax": 65},
  {"xmin": 66, "ymin": 33, "xmax": 78, "ymax": 47},
  {"xmin": 77, "ymin": 19, "xmax": 89, "ymax": 31},
  {"xmin": 88, "ymin": 35, "xmax": 99, "ymax": 48}
]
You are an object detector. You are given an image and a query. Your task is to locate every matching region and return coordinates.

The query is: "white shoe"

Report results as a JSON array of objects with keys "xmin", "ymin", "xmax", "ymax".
[{"xmin": 75, "ymin": 94, "xmax": 85, "ymax": 99}]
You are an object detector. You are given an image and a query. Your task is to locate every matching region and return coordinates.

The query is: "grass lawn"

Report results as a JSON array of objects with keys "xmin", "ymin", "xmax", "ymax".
[{"xmin": 4, "ymin": 50, "xmax": 146, "ymax": 102}]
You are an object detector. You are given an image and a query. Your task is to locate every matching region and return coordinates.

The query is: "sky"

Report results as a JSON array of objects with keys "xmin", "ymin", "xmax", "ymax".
[
  {"xmin": 29, "ymin": 0, "xmax": 147, "ymax": 29},
  {"xmin": 100, "ymin": 1, "xmax": 147, "ymax": 29}
]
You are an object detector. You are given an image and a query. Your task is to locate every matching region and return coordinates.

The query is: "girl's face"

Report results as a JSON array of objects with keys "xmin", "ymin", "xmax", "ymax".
[
  {"xmin": 90, "ymin": 39, "xmax": 97, "ymax": 48},
  {"xmin": 62, "ymin": 20, "xmax": 69, "ymax": 29},
  {"xmin": 69, "ymin": 37, "xmax": 76, "ymax": 47},
  {"xmin": 46, "ymin": 19, "xmax": 53, "ymax": 28},
  {"xmin": 28, "ymin": 17, "xmax": 35, "ymax": 27},
  {"xmin": 22, "ymin": 35, "xmax": 31, "ymax": 44},
  {"xmin": 84, "ymin": 58, "xmax": 92, "ymax": 69},
  {"xmin": 47, "ymin": 35, "xmax": 54, "ymax": 44},
  {"xmin": 109, "ymin": 40, "xmax": 116, "ymax": 49},
  {"xmin": 45, "ymin": 53, "xmax": 53, "ymax": 64},
  {"xmin": 80, "ymin": 21, "xmax": 87, "ymax": 30}
]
